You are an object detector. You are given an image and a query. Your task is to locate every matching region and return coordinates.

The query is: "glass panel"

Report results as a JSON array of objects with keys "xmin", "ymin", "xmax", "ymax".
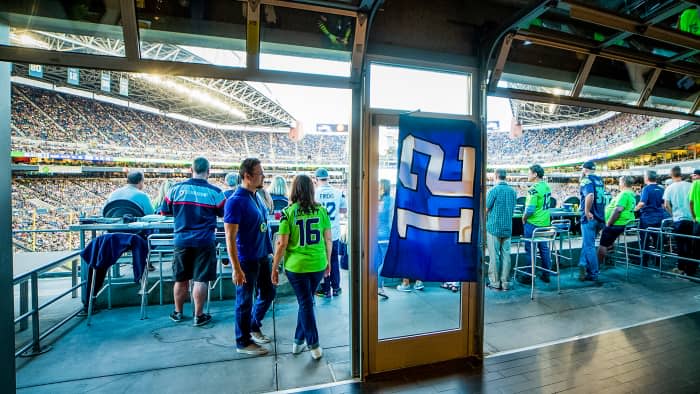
[
  {"xmin": 579, "ymin": 58, "xmax": 640, "ymax": 105},
  {"xmin": 260, "ymin": 7, "xmax": 351, "ymax": 76},
  {"xmin": 502, "ymin": 43, "xmax": 583, "ymax": 96},
  {"xmin": 376, "ymin": 126, "xmax": 461, "ymax": 340},
  {"xmin": 369, "ymin": 64, "xmax": 471, "ymax": 115},
  {"xmin": 647, "ymin": 70, "xmax": 698, "ymax": 112},
  {"xmin": 0, "ymin": 0, "xmax": 125, "ymax": 56},
  {"xmin": 136, "ymin": 1, "xmax": 246, "ymax": 67}
]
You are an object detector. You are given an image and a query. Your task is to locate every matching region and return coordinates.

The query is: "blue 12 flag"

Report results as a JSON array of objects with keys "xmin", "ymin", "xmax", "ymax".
[{"xmin": 380, "ymin": 115, "xmax": 481, "ymax": 282}]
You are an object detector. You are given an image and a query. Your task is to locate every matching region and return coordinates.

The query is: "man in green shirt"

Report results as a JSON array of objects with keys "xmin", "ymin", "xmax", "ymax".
[
  {"xmin": 518, "ymin": 164, "xmax": 553, "ymax": 284},
  {"xmin": 597, "ymin": 176, "xmax": 637, "ymax": 266},
  {"xmin": 688, "ymin": 169, "xmax": 700, "ymax": 276}
]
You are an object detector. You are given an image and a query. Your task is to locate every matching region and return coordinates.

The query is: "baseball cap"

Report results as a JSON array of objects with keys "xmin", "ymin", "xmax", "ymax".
[
  {"xmin": 315, "ymin": 168, "xmax": 329, "ymax": 179},
  {"xmin": 694, "ymin": 169, "xmax": 700, "ymax": 176},
  {"xmin": 581, "ymin": 161, "xmax": 596, "ymax": 170}
]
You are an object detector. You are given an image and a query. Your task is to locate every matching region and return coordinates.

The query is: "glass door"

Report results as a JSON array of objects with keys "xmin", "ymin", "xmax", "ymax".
[{"xmin": 365, "ymin": 111, "xmax": 480, "ymax": 373}]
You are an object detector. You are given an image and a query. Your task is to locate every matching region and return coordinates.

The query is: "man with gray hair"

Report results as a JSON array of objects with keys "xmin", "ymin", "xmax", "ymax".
[
  {"xmin": 104, "ymin": 170, "xmax": 154, "ymax": 216},
  {"xmin": 635, "ymin": 170, "xmax": 666, "ymax": 267},
  {"xmin": 485, "ymin": 169, "xmax": 517, "ymax": 290},
  {"xmin": 223, "ymin": 172, "xmax": 241, "ymax": 199},
  {"xmin": 161, "ymin": 157, "xmax": 225, "ymax": 327}
]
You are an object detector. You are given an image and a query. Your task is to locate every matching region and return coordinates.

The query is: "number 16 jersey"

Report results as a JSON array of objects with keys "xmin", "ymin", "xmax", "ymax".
[{"xmin": 278, "ymin": 203, "xmax": 331, "ymax": 273}]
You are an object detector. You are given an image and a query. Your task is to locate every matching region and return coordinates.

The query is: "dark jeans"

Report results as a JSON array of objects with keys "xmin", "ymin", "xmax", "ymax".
[
  {"xmin": 319, "ymin": 240, "xmax": 340, "ymax": 293},
  {"xmin": 523, "ymin": 223, "xmax": 551, "ymax": 279},
  {"xmin": 640, "ymin": 218, "xmax": 661, "ymax": 266},
  {"xmin": 286, "ymin": 269, "xmax": 325, "ymax": 349},
  {"xmin": 235, "ymin": 256, "xmax": 276, "ymax": 348},
  {"xmin": 673, "ymin": 220, "xmax": 696, "ymax": 276}
]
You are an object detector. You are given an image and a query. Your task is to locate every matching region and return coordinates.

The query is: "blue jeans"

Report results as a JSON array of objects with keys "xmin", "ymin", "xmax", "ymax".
[
  {"xmin": 235, "ymin": 256, "xmax": 276, "ymax": 348},
  {"xmin": 524, "ymin": 223, "xmax": 551, "ymax": 276},
  {"xmin": 319, "ymin": 240, "xmax": 340, "ymax": 293},
  {"xmin": 286, "ymin": 270, "xmax": 325, "ymax": 349},
  {"xmin": 579, "ymin": 219, "xmax": 603, "ymax": 278},
  {"xmin": 376, "ymin": 241, "xmax": 388, "ymax": 288}
]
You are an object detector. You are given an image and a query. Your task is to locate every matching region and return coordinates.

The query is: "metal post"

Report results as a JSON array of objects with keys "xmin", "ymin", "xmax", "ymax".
[
  {"xmin": 0, "ymin": 20, "xmax": 17, "ymax": 384},
  {"xmin": 20, "ymin": 281, "xmax": 28, "ymax": 332},
  {"xmin": 71, "ymin": 257, "xmax": 78, "ymax": 298}
]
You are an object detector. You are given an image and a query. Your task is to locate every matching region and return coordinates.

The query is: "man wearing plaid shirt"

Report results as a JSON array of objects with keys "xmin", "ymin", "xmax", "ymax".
[{"xmin": 485, "ymin": 169, "xmax": 517, "ymax": 290}]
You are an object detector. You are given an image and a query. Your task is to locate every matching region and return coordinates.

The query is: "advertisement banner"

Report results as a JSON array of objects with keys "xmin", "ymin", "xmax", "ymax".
[{"xmin": 381, "ymin": 115, "xmax": 482, "ymax": 282}]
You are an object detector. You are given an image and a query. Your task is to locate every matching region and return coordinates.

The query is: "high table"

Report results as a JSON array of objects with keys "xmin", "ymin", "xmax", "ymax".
[{"xmin": 511, "ymin": 209, "xmax": 580, "ymax": 237}]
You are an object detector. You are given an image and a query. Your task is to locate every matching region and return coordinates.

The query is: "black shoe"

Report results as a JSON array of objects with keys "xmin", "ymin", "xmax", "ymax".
[
  {"xmin": 332, "ymin": 288, "xmax": 342, "ymax": 297},
  {"xmin": 539, "ymin": 275, "xmax": 550, "ymax": 283},
  {"xmin": 170, "ymin": 311, "xmax": 183, "ymax": 323},
  {"xmin": 315, "ymin": 290, "xmax": 331, "ymax": 298},
  {"xmin": 516, "ymin": 276, "xmax": 532, "ymax": 285},
  {"xmin": 193, "ymin": 313, "xmax": 212, "ymax": 327}
]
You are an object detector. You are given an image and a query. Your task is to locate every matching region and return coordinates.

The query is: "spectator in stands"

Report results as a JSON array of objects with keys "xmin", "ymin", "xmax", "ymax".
[
  {"xmin": 224, "ymin": 172, "xmax": 241, "ymax": 199},
  {"xmin": 663, "ymin": 166, "xmax": 695, "ymax": 276},
  {"xmin": 268, "ymin": 175, "xmax": 289, "ymax": 212},
  {"xmin": 314, "ymin": 167, "xmax": 347, "ymax": 298},
  {"xmin": 635, "ymin": 170, "xmax": 665, "ymax": 267},
  {"xmin": 161, "ymin": 157, "xmax": 225, "ymax": 327},
  {"xmin": 578, "ymin": 161, "xmax": 606, "ymax": 282},
  {"xmin": 153, "ymin": 179, "xmax": 175, "ymax": 214},
  {"xmin": 485, "ymin": 169, "xmax": 517, "ymax": 291},
  {"xmin": 376, "ymin": 179, "xmax": 393, "ymax": 299},
  {"xmin": 224, "ymin": 158, "xmax": 275, "ymax": 356},
  {"xmin": 598, "ymin": 176, "xmax": 637, "ymax": 267},
  {"xmin": 517, "ymin": 164, "xmax": 552, "ymax": 285},
  {"xmin": 271, "ymin": 174, "xmax": 331, "ymax": 360},
  {"xmin": 104, "ymin": 170, "xmax": 154, "ymax": 216}
]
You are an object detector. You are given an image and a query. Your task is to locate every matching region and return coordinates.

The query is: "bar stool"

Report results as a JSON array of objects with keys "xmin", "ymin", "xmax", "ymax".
[
  {"xmin": 513, "ymin": 226, "xmax": 559, "ymax": 300},
  {"xmin": 551, "ymin": 219, "xmax": 574, "ymax": 276},
  {"xmin": 614, "ymin": 219, "xmax": 640, "ymax": 280}
]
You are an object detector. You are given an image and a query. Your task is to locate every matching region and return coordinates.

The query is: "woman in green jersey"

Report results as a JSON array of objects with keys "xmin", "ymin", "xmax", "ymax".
[{"xmin": 271, "ymin": 174, "xmax": 332, "ymax": 360}]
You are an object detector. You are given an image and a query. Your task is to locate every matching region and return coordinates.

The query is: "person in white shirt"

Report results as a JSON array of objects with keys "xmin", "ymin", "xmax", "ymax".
[
  {"xmin": 663, "ymin": 166, "xmax": 695, "ymax": 276},
  {"xmin": 313, "ymin": 168, "xmax": 347, "ymax": 298}
]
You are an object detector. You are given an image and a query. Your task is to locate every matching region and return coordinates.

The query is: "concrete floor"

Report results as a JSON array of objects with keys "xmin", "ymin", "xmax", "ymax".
[{"xmin": 14, "ymin": 263, "xmax": 700, "ymax": 393}]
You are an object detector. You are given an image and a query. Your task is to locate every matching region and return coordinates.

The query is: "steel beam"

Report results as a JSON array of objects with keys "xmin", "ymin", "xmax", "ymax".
[
  {"xmin": 565, "ymin": 1, "xmax": 700, "ymax": 53},
  {"xmin": 487, "ymin": 33, "xmax": 513, "ymax": 93},
  {"xmin": 571, "ymin": 53, "xmax": 596, "ymax": 98},
  {"xmin": 247, "ymin": 0, "xmax": 261, "ymax": 71},
  {"xmin": 119, "ymin": 0, "xmax": 140, "ymax": 60},
  {"xmin": 0, "ymin": 45, "xmax": 352, "ymax": 89},
  {"xmin": 691, "ymin": 95, "xmax": 700, "ymax": 115},
  {"xmin": 636, "ymin": 68, "xmax": 661, "ymax": 107},
  {"xmin": 513, "ymin": 30, "xmax": 700, "ymax": 79},
  {"xmin": 351, "ymin": 13, "xmax": 368, "ymax": 82},
  {"xmin": 493, "ymin": 87, "xmax": 700, "ymax": 122},
  {"xmin": 261, "ymin": 0, "xmax": 358, "ymax": 17}
]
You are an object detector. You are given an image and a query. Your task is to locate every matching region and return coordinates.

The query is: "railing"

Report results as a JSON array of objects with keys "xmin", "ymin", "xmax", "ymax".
[{"xmin": 14, "ymin": 250, "xmax": 83, "ymax": 357}]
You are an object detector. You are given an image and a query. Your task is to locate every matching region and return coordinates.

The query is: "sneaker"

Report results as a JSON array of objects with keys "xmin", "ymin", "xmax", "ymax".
[
  {"xmin": 169, "ymin": 311, "xmax": 183, "ymax": 323},
  {"xmin": 193, "ymin": 313, "xmax": 212, "ymax": 327},
  {"xmin": 236, "ymin": 343, "xmax": 269, "ymax": 356},
  {"xmin": 396, "ymin": 283, "xmax": 412, "ymax": 292},
  {"xmin": 671, "ymin": 268, "xmax": 684, "ymax": 275},
  {"xmin": 332, "ymin": 288, "xmax": 342, "ymax": 297},
  {"xmin": 578, "ymin": 266, "xmax": 587, "ymax": 281},
  {"xmin": 413, "ymin": 280, "xmax": 425, "ymax": 290},
  {"xmin": 292, "ymin": 342, "xmax": 306, "ymax": 355},
  {"xmin": 251, "ymin": 330, "xmax": 272, "ymax": 344},
  {"xmin": 147, "ymin": 263, "xmax": 156, "ymax": 272},
  {"xmin": 315, "ymin": 290, "xmax": 331, "ymax": 298},
  {"xmin": 378, "ymin": 287, "xmax": 389, "ymax": 299},
  {"xmin": 310, "ymin": 346, "xmax": 323, "ymax": 360},
  {"xmin": 539, "ymin": 275, "xmax": 550, "ymax": 284}
]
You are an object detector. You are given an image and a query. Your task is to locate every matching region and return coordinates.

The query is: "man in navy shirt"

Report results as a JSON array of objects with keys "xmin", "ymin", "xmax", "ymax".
[
  {"xmin": 578, "ymin": 161, "xmax": 606, "ymax": 282},
  {"xmin": 635, "ymin": 170, "xmax": 666, "ymax": 267},
  {"xmin": 161, "ymin": 157, "xmax": 225, "ymax": 327},
  {"xmin": 224, "ymin": 158, "xmax": 275, "ymax": 356}
]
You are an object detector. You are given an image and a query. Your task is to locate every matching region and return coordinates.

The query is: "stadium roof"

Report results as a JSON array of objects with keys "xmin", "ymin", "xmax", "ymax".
[
  {"xmin": 510, "ymin": 98, "xmax": 609, "ymax": 126},
  {"xmin": 10, "ymin": 43, "xmax": 295, "ymax": 128}
]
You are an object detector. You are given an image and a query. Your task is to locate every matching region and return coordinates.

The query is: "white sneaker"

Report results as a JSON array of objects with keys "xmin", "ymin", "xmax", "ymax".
[
  {"xmin": 292, "ymin": 342, "xmax": 306, "ymax": 355},
  {"xmin": 236, "ymin": 343, "xmax": 268, "ymax": 356},
  {"xmin": 251, "ymin": 330, "xmax": 272, "ymax": 345},
  {"xmin": 396, "ymin": 283, "xmax": 411, "ymax": 292},
  {"xmin": 413, "ymin": 280, "xmax": 425, "ymax": 290},
  {"xmin": 310, "ymin": 346, "xmax": 323, "ymax": 360}
]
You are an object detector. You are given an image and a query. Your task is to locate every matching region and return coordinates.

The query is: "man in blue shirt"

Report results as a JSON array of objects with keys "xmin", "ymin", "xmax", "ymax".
[
  {"xmin": 104, "ymin": 170, "xmax": 154, "ymax": 216},
  {"xmin": 578, "ymin": 161, "xmax": 606, "ymax": 282},
  {"xmin": 485, "ymin": 169, "xmax": 517, "ymax": 291},
  {"xmin": 224, "ymin": 158, "xmax": 275, "ymax": 356},
  {"xmin": 161, "ymin": 157, "xmax": 225, "ymax": 327},
  {"xmin": 635, "ymin": 170, "xmax": 665, "ymax": 267}
]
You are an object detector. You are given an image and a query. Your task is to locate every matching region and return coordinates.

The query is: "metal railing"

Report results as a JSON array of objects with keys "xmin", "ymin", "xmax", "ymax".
[{"xmin": 14, "ymin": 250, "xmax": 83, "ymax": 357}]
